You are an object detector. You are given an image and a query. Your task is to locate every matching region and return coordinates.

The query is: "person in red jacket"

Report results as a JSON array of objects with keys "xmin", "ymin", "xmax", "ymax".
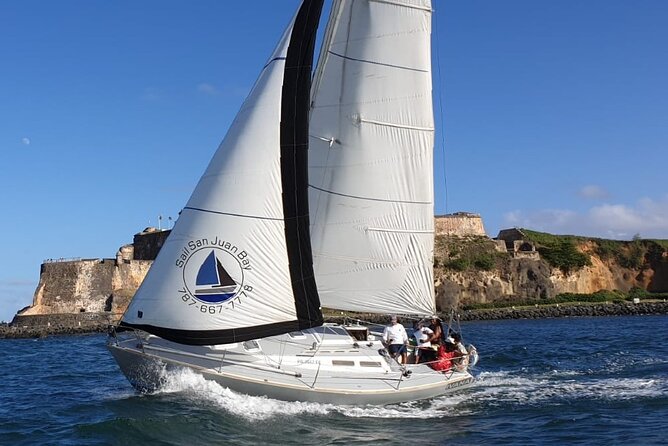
[{"xmin": 430, "ymin": 338, "xmax": 457, "ymax": 372}]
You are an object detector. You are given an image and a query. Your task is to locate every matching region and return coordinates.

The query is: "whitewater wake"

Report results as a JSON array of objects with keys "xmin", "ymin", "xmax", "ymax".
[{"xmin": 142, "ymin": 365, "xmax": 667, "ymax": 420}]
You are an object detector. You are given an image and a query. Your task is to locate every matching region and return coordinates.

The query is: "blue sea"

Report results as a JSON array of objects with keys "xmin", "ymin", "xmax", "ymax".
[{"xmin": 1, "ymin": 315, "xmax": 666, "ymax": 445}]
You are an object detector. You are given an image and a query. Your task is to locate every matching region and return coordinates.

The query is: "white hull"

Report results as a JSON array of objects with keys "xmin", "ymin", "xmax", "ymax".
[{"xmin": 108, "ymin": 324, "xmax": 474, "ymax": 405}]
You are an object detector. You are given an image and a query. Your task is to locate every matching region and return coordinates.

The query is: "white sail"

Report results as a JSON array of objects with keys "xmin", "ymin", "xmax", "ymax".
[
  {"xmin": 110, "ymin": 2, "xmax": 479, "ymax": 406},
  {"xmin": 121, "ymin": 1, "xmax": 324, "ymax": 344},
  {"xmin": 309, "ymin": 0, "xmax": 436, "ymax": 316}
]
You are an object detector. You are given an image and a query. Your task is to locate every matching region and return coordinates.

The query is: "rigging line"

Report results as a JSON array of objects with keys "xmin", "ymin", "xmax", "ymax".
[
  {"xmin": 261, "ymin": 56, "xmax": 287, "ymax": 70},
  {"xmin": 368, "ymin": 0, "xmax": 433, "ymax": 12},
  {"xmin": 433, "ymin": 4, "xmax": 448, "ymax": 214},
  {"xmin": 309, "ymin": 184, "xmax": 432, "ymax": 205},
  {"xmin": 183, "ymin": 206, "xmax": 282, "ymax": 221},
  {"xmin": 328, "ymin": 51, "xmax": 428, "ymax": 73},
  {"xmin": 366, "ymin": 227, "xmax": 434, "ymax": 234},
  {"xmin": 358, "ymin": 116, "xmax": 434, "ymax": 132}
]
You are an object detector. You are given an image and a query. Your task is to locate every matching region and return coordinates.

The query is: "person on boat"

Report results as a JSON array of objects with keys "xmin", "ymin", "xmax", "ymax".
[
  {"xmin": 382, "ymin": 315, "xmax": 408, "ymax": 364},
  {"xmin": 450, "ymin": 332, "xmax": 469, "ymax": 371},
  {"xmin": 427, "ymin": 315, "xmax": 445, "ymax": 346},
  {"xmin": 430, "ymin": 338, "xmax": 457, "ymax": 372},
  {"xmin": 413, "ymin": 321, "xmax": 434, "ymax": 364}
]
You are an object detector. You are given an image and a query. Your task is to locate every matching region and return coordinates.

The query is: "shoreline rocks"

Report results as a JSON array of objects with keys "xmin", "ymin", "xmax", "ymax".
[
  {"xmin": 2, "ymin": 302, "xmax": 667, "ymax": 340},
  {"xmin": 0, "ymin": 312, "xmax": 116, "ymax": 340},
  {"xmin": 458, "ymin": 301, "xmax": 668, "ymax": 321}
]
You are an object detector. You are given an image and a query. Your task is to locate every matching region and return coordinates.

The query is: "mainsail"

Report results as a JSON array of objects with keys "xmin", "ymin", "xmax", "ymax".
[
  {"xmin": 120, "ymin": 0, "xmax": 325, "ymax": 345},
  {"xmin": 309, "ymin": 0, "xmax": 436, "ymax": 316}
]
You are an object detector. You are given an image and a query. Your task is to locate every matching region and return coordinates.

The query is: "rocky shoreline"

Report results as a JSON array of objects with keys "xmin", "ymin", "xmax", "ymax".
[
  {"xmin": 0, "ymin": 323, "xmax": 110, "ymax": 339},
  {"xmin": 0, "ymin": 312, "xmax": 116, "ymax": 340},
  {"xmin": 2, "ymin": 301, "xmax": 667, "ymax": 340},
  {"xmin": 458, "ymin": 301, "xmax": 668, "ymax": 321}
]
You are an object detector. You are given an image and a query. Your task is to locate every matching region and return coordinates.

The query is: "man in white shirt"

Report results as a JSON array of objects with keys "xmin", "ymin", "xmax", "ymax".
[
  {"xmin": 382, "ymin": 315, "xmax": 408, "ymax": 364},
  {"xmin": 413, "ymin": 322, "xmax": 434, "ymax": 364}
]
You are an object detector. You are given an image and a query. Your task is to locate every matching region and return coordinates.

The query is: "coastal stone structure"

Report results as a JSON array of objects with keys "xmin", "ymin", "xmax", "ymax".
[
  {"xmin": 435, "ymin": 212, "xmax": 486, "ymax": 237},
  {"xmin": 496, "ymin": 228, "xmax": 540, "ymax": 260},
  {"xmin": 133, "ymin": 227, "xmax": 171, "ymax": 260},
  {"xmin": 12, "ymin": 228, "xmax": 169, "ymax": 328},
  {"xmin": 16, "ymin": 257, "xmax": 151, "ymax": 321}
]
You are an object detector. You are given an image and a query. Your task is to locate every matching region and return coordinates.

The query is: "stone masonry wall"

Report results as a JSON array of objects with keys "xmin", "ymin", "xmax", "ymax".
[
  {"xmin": 20, "ymin": 258, "xmax": 151, "ymax": 317},
  {"xmin": 133, "ymin": 228, "xmax": 171, "ymax": 260},
  {"xmin": 435, "ymin": 213, "xmax": 486, "ymax": 237}
]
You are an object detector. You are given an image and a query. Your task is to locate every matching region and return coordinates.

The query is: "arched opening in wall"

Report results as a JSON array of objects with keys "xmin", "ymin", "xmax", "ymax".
[
  {"xmin": 519, "ymin": 242, "xmax": 534, "ymax": 252},
  {"xmin": 79, "ymin": 308, "xmax": 86, "ymax": 313}
]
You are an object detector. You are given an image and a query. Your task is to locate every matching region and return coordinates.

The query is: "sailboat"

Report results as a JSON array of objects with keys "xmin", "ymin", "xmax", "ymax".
[{"xmin": 108, "ymin": 0, "xmax": 477, "ymax": 405}]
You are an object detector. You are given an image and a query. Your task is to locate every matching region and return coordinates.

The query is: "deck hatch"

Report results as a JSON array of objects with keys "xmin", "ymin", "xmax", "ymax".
[
  {"xmin": 332, "ymin": 360, "xmax": 355, "ymax": 366},
  {"xmin": 359, "ymin": 361, "xmax": 382, "ymax": 367}
]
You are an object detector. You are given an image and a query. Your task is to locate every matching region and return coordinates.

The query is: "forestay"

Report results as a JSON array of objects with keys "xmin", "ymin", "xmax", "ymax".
[
  {"xmin": 309, "ymin": 0, "xmax": 436, "ymax": 316},
  {"xmin": 120, "ymin": 0, "xmax": 325, "ymax": 345}
]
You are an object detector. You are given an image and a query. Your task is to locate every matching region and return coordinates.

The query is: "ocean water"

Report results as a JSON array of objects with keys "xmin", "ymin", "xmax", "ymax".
[{"xmin": 1, "ymin": 315, "xmax": 666, "ymax": 445}]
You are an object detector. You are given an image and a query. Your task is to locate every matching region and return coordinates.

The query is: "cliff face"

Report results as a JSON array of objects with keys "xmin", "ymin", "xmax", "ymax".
[
  {"xmin": 20, "ymin": 259, "xmax": 152, "ymax": 318},
  {"xmin": 434, "ymin": 235, "xmax": 668, "ymax": 309},
  {"xmin": 16, "ymin": 228, "xmax": 169, "ymax": 323}
]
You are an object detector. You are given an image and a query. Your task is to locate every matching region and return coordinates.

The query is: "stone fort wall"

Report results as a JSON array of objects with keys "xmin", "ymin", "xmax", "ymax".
[
  {"xmin": 16, "ymin": 228, "xmax": 170, "ymax": 323},
  {"xmin": 435, "ymin": 212, "xmax": 486, "ymax": 237}
]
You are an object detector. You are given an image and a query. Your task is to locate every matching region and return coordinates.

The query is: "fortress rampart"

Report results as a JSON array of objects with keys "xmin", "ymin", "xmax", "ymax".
[{"xmin": 435, "ymin": 212, "xmax": 487, "ymax": 237}]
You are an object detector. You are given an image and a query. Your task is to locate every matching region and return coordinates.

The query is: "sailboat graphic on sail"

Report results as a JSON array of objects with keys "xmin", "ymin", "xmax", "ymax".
[
  {"xmin": 108, "ymin": 0, "xmax": 477, "ymax": 405},
  {"xmin": 192, "ymin": 250, "xmax": 239, "ymax": 303}
]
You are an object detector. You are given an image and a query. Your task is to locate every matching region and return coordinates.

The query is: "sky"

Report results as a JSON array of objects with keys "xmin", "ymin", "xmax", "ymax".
[{"xmin": 1, "ymin": 0, "xmax": 667, "ymax": 321}]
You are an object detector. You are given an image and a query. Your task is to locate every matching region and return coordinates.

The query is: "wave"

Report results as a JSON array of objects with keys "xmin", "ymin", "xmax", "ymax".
[
  {"xmin": 152, "ymin": 368, "xmax": 333, "ymax": 420},
  {"xmin": 465, "ymin": 371, "xmax": 667, "ymax": 405},
  {"xmin": 143, "ymin": 366, "xmax": 666, "ymax": 421},
  {"xmin": 147, "ymin": 367, "xmax": 478, "ymax": 420}
]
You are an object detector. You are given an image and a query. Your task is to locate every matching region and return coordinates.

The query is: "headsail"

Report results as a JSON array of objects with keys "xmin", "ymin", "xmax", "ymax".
[
  {"xmin": 309, "ymin": 0, "xmax": 436, "ymax": 316},
  {"xmin": 120, "ymin": 0, "xmax": 324, "ymax": 345}
]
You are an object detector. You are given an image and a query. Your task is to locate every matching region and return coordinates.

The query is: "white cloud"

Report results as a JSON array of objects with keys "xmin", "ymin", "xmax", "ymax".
[
  {"xmin": 578, "ymin": 185, "xmax": 609, "ymax": 200},
  {"xmin": 197, "ymin": 83, "xmax": 220, "ymax": 96},
  {"xmin": 502, "ymin": 195, "xmax": 668, "ymax": 239},
  {"xmin": 21, "ymin": 137, "xmax": 30, "ymax": 145}
]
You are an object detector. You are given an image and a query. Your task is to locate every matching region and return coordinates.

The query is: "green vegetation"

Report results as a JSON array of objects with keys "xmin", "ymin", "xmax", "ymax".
[
  {"xmin": 435, "ymin": 235, "xmax": 505, "ymax": 272},
  {"xmin": 537, "ymin": 241, "xmax": 591, "ymax": 273},
  {"xmin": 462, "ymin": 290, "xmax": 668, "ymax": 310},
  {"xmin": 648, "ymin": 239, "xmax": 668, "ymax": 250},
  {"xmin": 521, "ymin": 229, "xmax": 591, "ymax": 273},
  {"xmin": 521, "ymin": 229, "xmax": 668, "ymax": 272},
  {"xmin": 593, "ymin": 237, "xmax": 668, "ymax": 269},
  {"xmin": 592, "ymin": 237, "xmax": 648, "ymax": 269}
]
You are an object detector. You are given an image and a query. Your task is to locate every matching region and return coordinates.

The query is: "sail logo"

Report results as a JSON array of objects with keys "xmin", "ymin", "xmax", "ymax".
[
  {"xmin": 176, "ymin": 237, "xmax": 252, "ymax": 309},
  {"xmin": 192, "ymin": 250, "xmax": 239, "ymax": 303}
]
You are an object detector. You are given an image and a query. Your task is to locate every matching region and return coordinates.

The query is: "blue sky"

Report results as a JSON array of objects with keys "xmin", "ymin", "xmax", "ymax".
[{"xmin": 1, "ymin": 0, "xmax": 667, "ymax": 321}]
